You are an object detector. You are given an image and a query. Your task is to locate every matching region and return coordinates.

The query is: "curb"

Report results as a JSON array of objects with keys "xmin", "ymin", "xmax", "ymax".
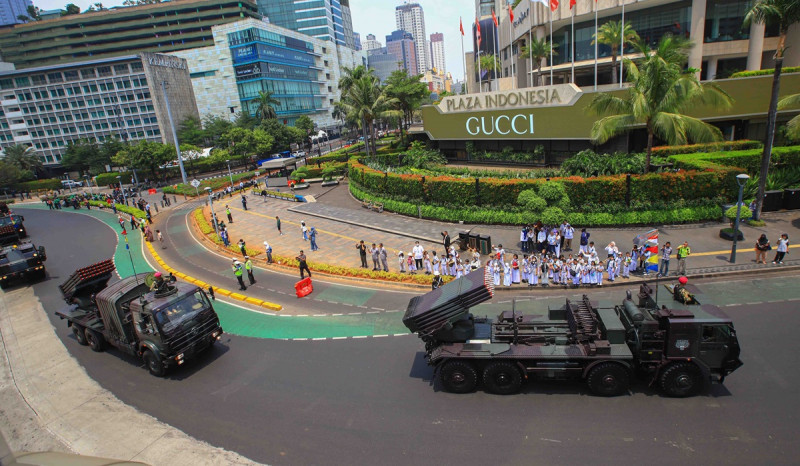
[{"xmin": 145, "ymin": 240, "xmax": 284, "ymax": 312}]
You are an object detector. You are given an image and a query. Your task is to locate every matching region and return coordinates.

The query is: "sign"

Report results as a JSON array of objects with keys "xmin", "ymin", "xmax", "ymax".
[
  {"xmin": 513, "ymin": 8, "xmax": 529, "ymax": 28},
  {"xmin": 437, "ymin": 84, "xmax": 582, "ymax": 114},
  {"xmin": 146, "ymin": 55, "xmax": 186, "ymax": 70},
  {"xmin": 148, "ymin": 188, "xmax": 157, "ymax": 195},
  {"xmin": 190, "ymin": 179, "xmax": 201, "ymax": 188},
  {"xmin": 235, "ymin": 63, "xmax": 262, "ymax": 78}
]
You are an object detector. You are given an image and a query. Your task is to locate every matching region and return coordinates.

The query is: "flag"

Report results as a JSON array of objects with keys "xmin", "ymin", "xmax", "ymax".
[
  {"xmin": 509, "ymin": 6, "xmax": 515, "ymax": 22},
  {"xmin": 491, "ymin": 9, "xmax": 498, "ymax": 27},
  {"xmin": 633, "ymin": 229, "xmax": 660, "ymax": 272},
  {"xmin": 570, "ymin": 0, "xmax": 576, "ymax": 8},
  {"xmin": 476, "ymin": 18, "xmax": 481, "ymax": 47},
  {"xmin": 460, "ymin": 17, "xmax": 464, "ymax": 36},
  {"xmin": 550, "ymin": 0, "xmax": 559, "ymax": 11}
]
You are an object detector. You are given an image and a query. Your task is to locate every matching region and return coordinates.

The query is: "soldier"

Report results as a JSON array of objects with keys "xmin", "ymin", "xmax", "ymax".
[
  {"xmin": 244, "ymin": 256, "xmax": 255, "ymax": 285},
  {"xmin": 232, "ymin": 259, "xmax": 246, "ymax": 291},
  {"xmin": 296, "ymin": 250, "xmax": 311, "ymax": 279}
]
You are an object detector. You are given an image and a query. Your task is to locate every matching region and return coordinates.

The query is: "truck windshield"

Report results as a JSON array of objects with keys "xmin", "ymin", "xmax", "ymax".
[
  {"xmin": 152, "ymin": 291, "xmax": 210, "ymax": 335},
  {"xmin": 0, "ymin": 216, "xmax": 21, "ymax": 227}
]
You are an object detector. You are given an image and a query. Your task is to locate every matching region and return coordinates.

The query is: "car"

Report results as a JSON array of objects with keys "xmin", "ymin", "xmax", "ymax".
[{"xmin": 60, "ymin": 180, "xmax": 83, "ymax": 188}]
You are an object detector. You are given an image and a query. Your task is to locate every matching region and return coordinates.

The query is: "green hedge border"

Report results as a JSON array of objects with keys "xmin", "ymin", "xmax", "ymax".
[{"xmin": 731, "ymin": 67, "xmax": 800, "ymax": 78}]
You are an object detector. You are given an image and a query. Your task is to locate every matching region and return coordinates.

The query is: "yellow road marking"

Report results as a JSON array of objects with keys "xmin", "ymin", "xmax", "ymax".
[{"xmin": 691, "ymin": 243, "xmax": 799, "ymax": 257}]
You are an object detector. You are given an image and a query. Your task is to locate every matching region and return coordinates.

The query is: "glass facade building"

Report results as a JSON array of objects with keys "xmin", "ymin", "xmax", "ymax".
[{"xmin": 257, "ymin": 0, "xmax": 355, "ymax": 48}]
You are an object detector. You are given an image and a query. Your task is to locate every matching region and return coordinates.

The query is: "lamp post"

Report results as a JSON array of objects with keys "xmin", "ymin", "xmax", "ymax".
[
  {"xmin": 84, "ymin": 175, "xmax": 93, "ymax": 196},
  {"xmin": 729, "ymin": 173, "xmax": 750, "ymax": 263},
  {"xmin": 116, "ymin": 175, "xmax": 127, "ymax": 206},
  {"xmin": 226, "ymin": 159, "xmax": 234, "ymax": 188},
  {"xmin": 206, "ymin": 187, "xmax": 218, "ymax": 236}
]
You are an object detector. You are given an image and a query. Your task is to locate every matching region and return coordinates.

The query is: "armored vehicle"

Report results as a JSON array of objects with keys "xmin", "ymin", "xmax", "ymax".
[
  {"xmin": 0, "ymin": 241, "xmax": 46, "ymax": 288},
  {"xmin": 0, "ymin": 214, "xmax": 27, "ymax": 245},
  {"xmin": 55, "ymin": 259, "xmax": 223, "ymax": 376},
  {"xmin": 403, "ymin": 268, "xmax": 743, "ymax": 397}
]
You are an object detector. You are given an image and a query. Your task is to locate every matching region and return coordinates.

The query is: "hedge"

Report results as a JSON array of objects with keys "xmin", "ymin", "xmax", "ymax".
[
  {"xmin": 349, "ymin": 183, "xmax": 722, "ymax": 226},
  {"xmin": 88, "ymin": 200, "xmax": 147, "ymax": 219},
  {"xmin": 730, "ymin": 66, "xmax": 800, "ymax": 78},
  {"xmin": 651, "ymin": 140, "xmax": 762, "ymax": 156},
  {"xmin": 669, "ymin": 145, "xmax": 800, "ymax": 175},
  {"xmin": 14, "ymin": 179, "xmax": 62, "ymax": 191},
  {"xmin": 163, "ymin": 171, "xmax": 257, "ymax": 196},
  {"xmin": 193, "ymin": 208, "xmax": 262, "ymax": 256},
  {"xmin": 95, "ymin": 172, "xmax": 133, "ymax": 187}
]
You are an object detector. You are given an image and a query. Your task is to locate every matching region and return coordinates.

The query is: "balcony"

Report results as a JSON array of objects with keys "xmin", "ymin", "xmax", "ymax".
[
  {"xmin": 4, "ymin": 110, "xmax": 23, "ymax": 118},
  {"xmin": 9, "ymin": 123, "xmax": 28, "ymax": 131},
  {"xmin": 12, "ymin": 134, "xmax": 32, "ymax": 142},
  {"xmin": 1, "ymin": 98, "xmax": 18, "ymax": 106}
]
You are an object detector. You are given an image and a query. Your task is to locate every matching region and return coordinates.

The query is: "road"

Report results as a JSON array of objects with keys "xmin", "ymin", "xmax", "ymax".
[{"xmin": 18, "ymin": 207, "xmax": 800, "ymax": 465}]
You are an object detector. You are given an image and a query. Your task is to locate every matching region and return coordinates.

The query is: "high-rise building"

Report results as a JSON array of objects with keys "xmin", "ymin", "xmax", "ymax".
[
  {"xmin": 362, "ymin": 34, "xmax": 383, "ymax": 53},
  {"xmin": 353, "ymin": 32, "xmax": 362, "ymax": 51},
  {"xmin": 385, "ymin": 30, "xmax": 417, "ymax": 76},
  {"xmin": 368, "ymin": 49, "xmax": 401, "ymax": 82},
  {"xmin": 0, "ymin": 0, "xmax": 32, "ymax": 26},
  {"xmin": 429, "ymin": 32, "xmax": 445, "ymax": 75},
  {"xmin": 257, "ymin": 0, "xmax": 356, "ymax": 49},
  {"xmin": 395, "ymin": 2, "xmax": 427, "ymax": 75}
]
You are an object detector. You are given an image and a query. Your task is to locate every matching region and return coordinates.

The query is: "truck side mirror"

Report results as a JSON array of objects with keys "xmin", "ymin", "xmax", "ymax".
[{"xmin": 38, "ymin": 246, "xmax": 46, "ymax": 260}]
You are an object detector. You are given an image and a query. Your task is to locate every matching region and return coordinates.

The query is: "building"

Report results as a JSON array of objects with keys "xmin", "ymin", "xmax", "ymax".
[
  {"xmin": 429, "ymin": 32, "xmax": 446, "ymax": 75},
  {"xmin": 483, "ymin": 0, "xmax": 800, "ymax": 93},
  {"xmin": 0, "ymin": 0, "xmax": 32, "ymax": 27},
  {"xmin": 353, "ymin": 32, "xmax": 362, "ymax": 51},
  {"xmin": 171, "ymin": 18, "xmax": 366, "ymax": 130},
  {"xmin": 0, "ymin": 52, "xmax": 199, "ymax": 166},
  {"xmin": 386, "ymin": 30, "xmax": 418, "ymax": 76},
  {"xmin": 257, "ymin": 0, "xmax": 356, "ymax": 49},
  {"xmin": 362, "ymin": 33, "xmax": 383, "ymax": 53},
  {"xmin": 420, "ymin": 69, "xmax": 449, "ymax": 93},
  {"xmin": 395, "ymin": 2, "xmax": 428, "ymax": 75},
  {"xmin": 368, "ymin": 50, "xmax": 401, "ymax": 82},
  {"xmin": 0, "ymin": 0, "xmax": 260, "ymax": 70}
]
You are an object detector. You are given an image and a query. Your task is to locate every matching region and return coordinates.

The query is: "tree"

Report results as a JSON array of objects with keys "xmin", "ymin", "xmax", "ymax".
[
  {"xmin": 478, "ymin": 54, "xmax": 500, "ymax": 74},
  {"xmin": 744, "ymin": 0, "xmax": 800, "ymax": 220},
  {"xmin": 339, "ymin": 73, "xmax": 396, "ymax": 155},
  {"xmin": 2, "ymin": 144, "xmax": 42, "ymax": 175},
  {"xmin": 521, "ymin": 37, "xmax": 557, "ymax": 86},
  {"xmin": 202, "ymin": 115, "xmax": 233, "ymax": 145},
  {"xmin": 62, "ymin": 3, "xmax": 81, "ymax": 16},
  {"xmin": 113, "ymin": 141, "xmax": 172, "ymax": 178},
  {"xmin": 260, "ymin": 119, "xmax": 303, "ymax": 151},
  {"xmin": 587, "ymin": 34, "xmax": 733, "ymax": 173},
  {"xmin": 593, "ymin": 20, "xmax": 640, "ymax": 85},
  {"xmin": 219, "ymin": 127, "xmax": 255, "ymax": 160},
  {"xmin": 254, "ymin": 90, "xmax": 280, "ymax": 121},
  {"xmin": 778, "ymin": 92, "xmax": 800, "ymax": 139},
  {"xmin": 122, "ymin": 0, "xmax": 162, "ymax": 5},
  {"xmin": 18, "ymin": 5, "xmax": 41, "ymax": 21},
  {"xmin": 61, "ymin": 140, "xmax": 98, "ymax": 173},
  {"xmin": 86, "ymin": 3, "xmax": 106, "ymax": 11},
  {"xmin": 294, "ymin": 115, "xmax": 315, "ymax": 150},
  {"xmin": 234, "ymin": 111, "xmax": 259, "ymax": 130},
  {"xmin": 0, "ymin": 161, "xmax": 26, "ymax": 187},
  {"xmin": 177, "ymin": 116, "xmax": 207, "ymax": 146},
  {"xmin": 252, "ymin": 129, "xmax": 275, "ymax": 158},
  {"xmin": 384, "ymin": 70, "xmax": 429, "ymax": 145}
]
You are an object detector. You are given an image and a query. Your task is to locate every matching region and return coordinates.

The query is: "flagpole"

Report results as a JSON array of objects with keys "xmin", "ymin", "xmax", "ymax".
[
  {"xmin": 570, "ymin": 4, "xmax": 575, "ymax": 83},
  {"xmin": 509, "ymin": 8, "xmax": 515, "ymax": 89},
  {"xmin": 492, "ymin": 19, "xmax": 498, "ymax": 91},
  {"xmin": 594, "ymin": 0, "xmax": 598, "ymax": 90},
  {"xmin": 529, "ymin": 26, "xmax": 533, "ymax": 87},
  {"xmin": 620, "ymin": 0, "xmax": 625, "ymax": 87},
  {"xmin": 549, "ymin": 6, "xmax": 553, "ymax": 86},
  {"xmin": 461, "ymin": 21, "xmax": 468, "ymax": 93}
]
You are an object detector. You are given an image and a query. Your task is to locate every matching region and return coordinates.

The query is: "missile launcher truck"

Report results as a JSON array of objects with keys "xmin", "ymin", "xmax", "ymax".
[
  {"xmin": 403, "ymin": 268, "xmax": 743, "ymax": 397},
  {"xmin": 55, "ymin": 259, "xmax": 223, "ymax": 376},
  {"xmin": 0, "ymin": 241, "xmax": 46, "ymax": 288},
  {"xmin": 0, "ymin": 213, "xmax": 27, "ymax": 246}
]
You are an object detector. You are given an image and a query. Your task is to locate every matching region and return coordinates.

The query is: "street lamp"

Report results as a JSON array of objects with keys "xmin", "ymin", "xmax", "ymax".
[
  {"xmin": 729, "ymin": 173, "xmax": 750, "ymax": 263},
  {"xmin": 84, "ymin": 175, "xmax": 93, "ymax": 196},
  {"xmin": 206, "ymin": 187, "xmax": 219, "ymax": 236},
  {"xmin": 225, "ymin": 159, "xmax": 234, "ymax": 189},
  {"xmin": 116, "ymin": 175, "xmax": 127, "ymax": 206}
]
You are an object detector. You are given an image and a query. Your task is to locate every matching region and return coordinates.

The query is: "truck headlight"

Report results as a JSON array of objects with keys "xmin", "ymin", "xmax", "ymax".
[
  {"xmin": 175, "ymin": 353, "xmax": 184, "ymax": 361},
  {"xmin": 212, "ymin": 331, "xmax": 219, "ymax": 338}
]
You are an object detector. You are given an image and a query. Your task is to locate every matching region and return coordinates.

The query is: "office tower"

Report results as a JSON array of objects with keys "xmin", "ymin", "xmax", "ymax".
[
  {"xmin": 395, "ymin": 2, "xmax": 427, "ymax": 74},
  {"xmin": 386, "ymin": 30, "xmax": 417, "ymax": 76},
  {"xmin": 257, "ymin": 0, "xmax": 356, "ymax": 49},
  {"xmin": 0, "ymin": 0, "xmax": 32, "ymax": 26},
  {"xmin": 363, "ymin": 34, "xmax": 383, "ymax": 53},
  {"xmin": 353, "ymin": 32, "xmax": 362, "ymax": 51},
  {"xmin": 429, "ymin": 32, "xmax": 445, "ymax": 75}
]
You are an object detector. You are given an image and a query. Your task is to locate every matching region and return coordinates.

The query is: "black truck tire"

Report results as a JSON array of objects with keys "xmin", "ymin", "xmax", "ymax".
[
  {"xmin": 143, "ymin": 350, "xmax": 166, "ymax": 377},
  {"xmin": 483, "ymin": 361, "xmax": 523, "ymax": 395},
  {"xmin": 72, "ymin": 324, "xmax": 88, "ymax": 346},
  {"xmin": 660, "ymin": 362, "xmax": 703, "ymax": 397},
  {"xmin": 85, "ymin": 328, "xmax": 107, "ymax": 352},
  {"xmin": 439, "ymin": 360, "xmax": 478, "ymax": 394},
  {"xmin": 587, "ymin": 362, "xmax": 630, "ymax": 397}
]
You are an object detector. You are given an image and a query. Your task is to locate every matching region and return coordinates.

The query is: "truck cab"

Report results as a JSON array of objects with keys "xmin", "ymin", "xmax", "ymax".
[
  {"xmin": 0, "ymin": 214, "xmax": 27, "ymax": 245},
  {"xmin": 0, "ymin": 242, "xmax": 46, "ymax": 288}
]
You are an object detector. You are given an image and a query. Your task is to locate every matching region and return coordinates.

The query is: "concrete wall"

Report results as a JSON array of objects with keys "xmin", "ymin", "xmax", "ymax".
[{"xmin": 140, "ymin": 52, "xmax": 200, "ymax": 147}]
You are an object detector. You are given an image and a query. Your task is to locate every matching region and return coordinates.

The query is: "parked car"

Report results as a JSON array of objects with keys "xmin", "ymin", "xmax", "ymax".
[{"xmin": 61, "ymin": 180, "xmax": 83, "ymax": 188}]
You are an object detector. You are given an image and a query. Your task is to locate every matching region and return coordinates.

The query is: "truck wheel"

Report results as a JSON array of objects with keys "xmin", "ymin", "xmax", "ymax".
[
  {"xmin": 587, "ymin": 363, "xmax": 630, "ymax": 397},
  {"xmin": 143, "ymin": 350, "xmax": 165, "ymax": 377},
  {"xmin": 483, "ymin": 361, "xmax": 523, "ymax": 395},
  {"xmin": 85, "ymin": 329, "xmax": 107, "ymax": 352},
  {"xmin": 660, "ymin": 363, "xmax": 702, "ymax": 397},
  {"xmin": 439, "ymin": 360, "xmax": 478, "ymax": 394},
  {"xmin": 72, "ymin": 325, "xmax": 88, "ymax": 346}
]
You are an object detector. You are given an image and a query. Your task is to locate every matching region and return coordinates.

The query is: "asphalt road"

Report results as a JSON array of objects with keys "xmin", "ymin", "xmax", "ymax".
[{"xmin": 18, "ymin": 208, "xmax": 800, "ymax": 466}]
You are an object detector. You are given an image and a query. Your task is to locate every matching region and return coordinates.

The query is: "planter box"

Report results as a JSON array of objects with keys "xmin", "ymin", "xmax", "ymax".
[
  {"xmin": 783, "ymin": 188, "xmax": 800, "ymax": 210},
  {"xmin": 719, "ymin": 228, "xmax": 744, "ymax": 241},
  {"xmin": 321, "ymin": 180, "xmax": 340, "ymax": 187},
  {"xmin": 292, "ymin": 183, "xmax": 310, "ymax": 190},
  {"xmin": 762, "ymin": 190, "xmax": 783, "ymax": 212}
]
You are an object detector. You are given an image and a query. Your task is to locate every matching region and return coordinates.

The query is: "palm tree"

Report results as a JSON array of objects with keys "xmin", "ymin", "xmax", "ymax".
[
  {"xmin": 340, "ymin": 75, "xmax": 396, "ymax": 156},
  {"xmin": 384, "ymin": 70, "xmax": 429, "ymax": 146},
  {"xmin": 587, "ymin": 35, "xmax": 733, "ymax": 173},
  {"xmin": 254, "ymin": 90, "xmax": 280, "ymax": 121},
  {"xmin": 593, "ymin": 20, "xmax": 640, "ymax": 85},
  {"xmin": 743, "ymin": 0, "xmax": 800, "ymax": 220},
  {"xmin": 521, "ymin": 37, "xmax": 557, "ymax": 86},
  {"xmin": 778, "ymin": 92, "xmax": 800, "ymax": 139},
  {"xmin": 2, "ymin": 144, "xmax": 42, "ymax": 174}
]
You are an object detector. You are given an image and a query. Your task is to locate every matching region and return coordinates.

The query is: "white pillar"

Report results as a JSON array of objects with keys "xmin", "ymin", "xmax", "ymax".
[
  {"xmin": 688, "ymin": 0, "xmax": 707, "ymax": 79},
  {"xmin": 706, "ymin": 56, "xmax": 718, "ymax": 80},
  {"xmin": 783, "ymin": 22, "xmax": 800, "ymax": 67},
  {"xmin": 746, "ymin": 21, "xmax": 765, "ymax": 71}
]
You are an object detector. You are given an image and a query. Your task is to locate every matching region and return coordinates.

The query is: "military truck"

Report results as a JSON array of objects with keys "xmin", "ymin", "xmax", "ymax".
[
  {"xmin": 0, "ymin": 214, "xmax": 27, "ymax": 245},
  {"xmin": 403, "ymin": 268, "xmax": 743, "ymax": 397},
  {"xmin": 55, "ymin": 259, "xmax": 223, "ymax": 376},
  {"xmin": 0, "ymin": 241, "xmax": 46, "ymax": 288}
]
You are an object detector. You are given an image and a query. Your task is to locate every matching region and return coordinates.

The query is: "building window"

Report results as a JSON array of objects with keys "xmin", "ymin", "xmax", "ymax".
[
  {"xmin": 63, "ymin": 70, "xmax": 79, "ymax": 81},
  {"xmin": 80, "ymin": 69, "xmax": 96, "ymax": 79},
  {"xmin": 0, "ymin": 79, "xmax": 12, "ymax": 90},
  {"xmin": 31, "ymin": 75, "xmax": 46, "ymax": 85},
  {"xmin": 14, "ymin": 77, "xmax": 30, "ymax": 87},
  {"xmin": 47, "ymin": 72, "xmax": 63, "ymax": 83},
  {"xmin": 114, "ymin": 64, "xmax": 130, "ymax": 75},
  {"xmin": 97, "ymin": 66, "xmax": 112, "ymax": 77},
  {"xmin": 131, "ymin": 62, "xmax": 144, "ymax": 72}
]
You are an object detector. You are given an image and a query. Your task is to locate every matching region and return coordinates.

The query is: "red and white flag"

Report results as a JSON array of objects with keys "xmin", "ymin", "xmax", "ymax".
[
  {"xmin": 476, "ymin": 17, "xmax": 481, "ymax": 47},
  {"xmin": 491, "ymin": 9, "xmax": 498, "ymax": 27},
  {"xmin": 570, "ymin": 0, "xmax": 576, "ymax": 8},
  {"xmin": 550, "ymin": 0, "xmax": 559, "ymax": 11},
  {"xmin": 509, "ymin": 6, "xmax": 515, "ymax": 22},
  {"xmin": 459, "ymin": 17, "xmax": 464, "ymax": 36}
]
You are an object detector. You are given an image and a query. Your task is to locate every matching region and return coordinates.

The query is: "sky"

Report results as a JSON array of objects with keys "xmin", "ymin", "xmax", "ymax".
[{"xmin": 33, "ymin": 0, "xmax": 478, "ymax": 83}]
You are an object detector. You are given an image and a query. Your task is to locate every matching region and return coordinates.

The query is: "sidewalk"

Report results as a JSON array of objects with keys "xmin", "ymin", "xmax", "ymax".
[{"xmin": 208, "ymin": 180, "xmax": 800, "ymax": 284}]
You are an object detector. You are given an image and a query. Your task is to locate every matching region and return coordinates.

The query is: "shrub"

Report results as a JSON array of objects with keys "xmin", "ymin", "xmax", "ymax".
[
  {"xmin": 88, "ymin": 200, "xmax": 147, "ymax": 219},
  {"xmin": 537, "ymin": 182, "xmax": 566, "ymax": 203},
  {"xmin": 163, "ymin": 171, "xmax": 257, "ymax": 196},
  {"xmin": 14, "ymin": 179, "xmax": 62, "ymax": 191},
  {"xmin": 730, "ymin": 66, "xmax": 800, "ymax": 78},
  {"xmin": 652, "ymin": 140, "xmax": 762, "ymax": 156},
  {"xmin": 540, "ymin": 207, "xmax": 566, "ymax": 225},
  {"xmin": 95, "ymin": 172, "xmax": 132, "ymax": 187},
  {"xmin": 725, "ymin": 205, "xmax": 752, "ymax": 226},
  {"xmin": 517, "ymin": 190, "xmax": 547, "ymax": 212}
]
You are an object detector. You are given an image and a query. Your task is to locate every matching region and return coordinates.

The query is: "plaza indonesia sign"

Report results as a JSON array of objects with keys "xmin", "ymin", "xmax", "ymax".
[{"xmin": 424, "ymin": 84, "xmax": 584, "ymax": 139}]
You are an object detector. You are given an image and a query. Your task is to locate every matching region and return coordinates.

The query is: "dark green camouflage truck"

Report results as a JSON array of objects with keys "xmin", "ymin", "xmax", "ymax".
[{"xmin": 0, "ymin": 241, "xmax": 46, "ymax": 288}]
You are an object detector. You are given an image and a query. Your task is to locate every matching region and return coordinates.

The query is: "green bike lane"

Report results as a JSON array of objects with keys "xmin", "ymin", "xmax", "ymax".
[{"xmin": 16, "ymin": 204, "xmax": 411, "ymax": 339}]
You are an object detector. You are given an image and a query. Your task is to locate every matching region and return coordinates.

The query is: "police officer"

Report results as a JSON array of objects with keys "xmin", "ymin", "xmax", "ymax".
[
  {"xmin": 226, "ymin": 205, "xmax": 233, "ymax": 223},
  {"xmin": 232, "ymin": 259, "xmax": 246, "ymax": 290},
  {"xmin": 244, "ymin": 256, "xmax": 256, "ymax": 285}
]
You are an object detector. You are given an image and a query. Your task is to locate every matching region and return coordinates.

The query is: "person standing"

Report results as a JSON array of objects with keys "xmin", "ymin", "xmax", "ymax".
[
  {"xmin": 296, "ymin": 250, "xmax": 311, "ymax": 279},
  {"xmin": 301, "ymin": 221, "xmax": 308, "ymax": 241},
  {"xmin": 379, "ymin": 243, "xmax": 389, "ymax": 272},
  {"xmin": 238, "ymin": 238, "xmax": 247, "ymax": 256},
  {"xmin": 564, "ymin": 223, "xmax": 574, "ymax": 251},
  {"xmin": 241, "ymin": 195, "xmax": 248, "ymax": 211},
  {"xmin": 226, "ymin": 205, "xmax": 233, "ymax": 223},
  {"xmin": 441, "ymin": 231, "xmax": 451, "ymax": 258},
  {"xmin": 309, "ymin": 227, "xmax": 319, "ymax": 251},
  {"xmin": 676, "ymin": 241, "xmax": 691, "ymax": 275},
  {"xmin": 356, "ymin": 240, "xmax": 368, "ymax": 268},
  {"xmin": 263, "ymin": 240, "xmax": 273, "ymax": 264},
  {"xmin": 398, "ymin": 251, "xmax": 406, "ymax": 273},
  {"xmin": 157, "ymin": 229, "xmax": 164, "ymax": 249},
  {"xmin": 232, "ymin": 260, "xmax": 246, "ymax": 291},
  {"xmin": 773, "ymin": 234, "xmax": 789, "ymax": 264},
  {"xmin": 755, "ymin": 234, "xmax": 770, "ymax": 264},
  {"xmin": 276, "ymin": 216, "xmax": 283, "ymax": 235},
  {"xmin": 412, "ymin": 241, "xmax": 424, "ymax": 270},
  {"xmin": 244, "ymin": 256, "xmax": 255, "ymax": 284},
  {"xmin": 579, "ymin": 228, "xmax": 590, "ymax": 254},
  {"xmin": 370, "ymin": 243, "xmax": 380, "ymax": 270},
  {"xmin": 659, "ymin": 242, "xmax": 673, "ymax": 277}
]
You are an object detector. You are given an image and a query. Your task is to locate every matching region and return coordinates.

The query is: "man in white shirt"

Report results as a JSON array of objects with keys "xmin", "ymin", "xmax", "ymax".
[
  {"xmin": 412, "ymin": 241, "xmax": 424, "ymax": 270},
  {"xmin": 564, "ymin": 224, "xmax": 574, "ymax": 251}
]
